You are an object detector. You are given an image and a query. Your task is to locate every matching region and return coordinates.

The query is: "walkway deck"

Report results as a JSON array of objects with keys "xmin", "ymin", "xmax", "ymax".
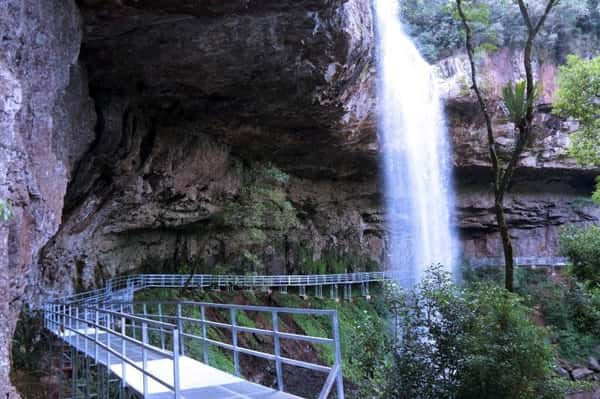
[
  {"xmin": 46, "ymin": 274, "xmax": 349, "ymax": 398},
  {"xmin": 60, "ymin": 327, "xmax": 300, "ymax": 399}
]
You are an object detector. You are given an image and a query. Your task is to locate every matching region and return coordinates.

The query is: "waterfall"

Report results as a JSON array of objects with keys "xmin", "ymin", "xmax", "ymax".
[{"xmin": 374, "ymin": 0, "xmax": 457, "ymax": 286}]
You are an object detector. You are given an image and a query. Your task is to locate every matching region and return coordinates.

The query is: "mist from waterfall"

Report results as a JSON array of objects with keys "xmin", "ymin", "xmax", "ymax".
[{"xmin": 375, "ymin": 0, "xmax": 457, "ymax": 286}]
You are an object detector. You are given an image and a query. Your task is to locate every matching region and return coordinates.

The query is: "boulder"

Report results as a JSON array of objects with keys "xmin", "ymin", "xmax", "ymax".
[{"xmin": 572, "ymin": 368, "xmax": 595, "ymax": 381}]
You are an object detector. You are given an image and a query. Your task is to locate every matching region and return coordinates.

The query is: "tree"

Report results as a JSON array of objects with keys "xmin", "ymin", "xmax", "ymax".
[
  {"xmin": 380, "ymin": 265, "xmax": 561, "ymax": 399},
  {"xmin": 553, "ymin": 55, "xmax": 600, "ymax": 201},
  {"xmin": 456, "ymin": 0, "xmax": 559, "ymax": 291},
  {"xmin": 402, "ymin": 0, "xmax": 597, "ymax": 63}
]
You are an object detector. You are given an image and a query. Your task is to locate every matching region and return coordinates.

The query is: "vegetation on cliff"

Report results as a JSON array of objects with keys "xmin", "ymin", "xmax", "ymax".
[
  {"xmin": 554, "ymin": 54, "xmax": 600, "ymax": 202},
  {"xmin": 401, "ymin": 0, "xmax": 600, "ymax": 62}
]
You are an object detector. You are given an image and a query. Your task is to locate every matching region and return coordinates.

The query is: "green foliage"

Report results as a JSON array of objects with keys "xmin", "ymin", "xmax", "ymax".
[
  {"xmin": 554, "ymin": 55, "xmax": 600, "ymax": 202},
  {"xmin": 464, "ymin": 264, "xmax": 600, "ymax": 363},
  {"xmin": 555, "ymin": 55, "xmax": 600, "ymax": 197},
  {"xmin": 218, "ymin": 163, "xmax": 298, "ymax": 232},
  {"xmin": 502, "ymin": 80, "xmax": 538, "ymax": 124},
  {"xmin": 400, "ymin": 0, "xmax": 464, "ymax": 61},
  {"xmin": 241, "ymin": 250, "xmax": 264, "ymax": 275},
  {"xmin": 402, "ymin": 0, "xmax": 599, "ymax": 62},
  {"xmin": 382, "ymin": 265, "xmax": 561, "ymax": 399},
  {"xmin": 559, "ymin": 224, "xmax": 600, "ymax": 283},
  {"xmin": 555, "ymin": 55, "xmax": 600, "ymax": 126},
  {"xmin": 594, "ymin": 177, "xmax": 600, "ymax": 204},
  {"xmin": 297, "ymin": 248, "xmax": 368, "ymax": 275},
  {"xmin": 346, "ymin": 310, "xmax": 390, "ymax": 398},
  {"xmin": 0, "ymin": 199, "xmax": 13, "ymax": 222},
  {"xmin": 457, "ymin": 285, "xmax": 555, "ymax": 399},
  {"xmin": 207, "ymin": 346, "xmax": 235, "ymax": 374},
  {"xmin": 12, "ymin": 310, "xmax": 48, "ymax": 372}
]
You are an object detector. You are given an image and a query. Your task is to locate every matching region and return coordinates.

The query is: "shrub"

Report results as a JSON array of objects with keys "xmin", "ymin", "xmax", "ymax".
[
  {"xmin": 559, "ymin": 224, "xmax": 600, "ymax": 283},
  {"xmin": 457, "ymin": 285, "xmax": 556, "ymax": 399},
  {"xmin": 347, "ymin": 311, "xmax": 390, "ymax": 398},
  {"xmin": 381, "ymin": 265, "xmax": 561, "ymax": 399},
  {"xmin": 12, "ymin": 309, "xmax": 49, "ymax": 372}
]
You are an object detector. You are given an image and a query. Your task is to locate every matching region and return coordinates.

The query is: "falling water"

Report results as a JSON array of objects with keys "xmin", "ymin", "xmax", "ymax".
[{"xmin": 375, "ymin": 0, "xmax": 457, "ymax": 286}]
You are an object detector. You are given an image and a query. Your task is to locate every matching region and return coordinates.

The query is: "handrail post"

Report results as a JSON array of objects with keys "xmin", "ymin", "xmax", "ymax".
[
  {"xmin": 95, "ymin": 310, "xmax": 99, "ymax": 360},
  {"xmin": 332, "ymin": 312, "xmax": 344, "ymax": 399},
  {"xmin": 75, "ymin": 306, "xmax": 79, "ymax": 348},
  {"xmin": 84, "ymin": 308, "xmax": 89, "ymax": 355},
  {"xmin": 130, "ymin": 303, "xmax": 137, "ymax": 341},
  {"xmin": 200, "ymin": 305, "xmax": 209, "ymax": 364},
  {"xmin": 173, "ymin": 328, "xmax": 181, "ymax": 399},
  {"xmin": 121, "ymin": 315, "xmax": 127, "ymax": 387},
  {"xmin": 177, "ymin": 303, "xmax": 185, "ymax": 356},
  {"xmin": 107, "ymin": 313, "xmax": 112, "ymax": 367},
  {"xmin": 231, "ymin": 308, "xmax": 240, "ymax": 376},
  {"xmin": 272, "ymin": 311, "xmax": 284, "ymax": 391},
  {"xmin": 142, "ymin": 322, "xmax": 148, "ymax": 397},
  {"xmin": 158, "ymin": 303, "xmax": 165, "ymax": 350}
]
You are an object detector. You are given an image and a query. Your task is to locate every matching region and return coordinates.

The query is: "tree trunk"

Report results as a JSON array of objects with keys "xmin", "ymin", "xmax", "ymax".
[{"xmin": 494, "ymin": 193, "xmax": 514, "ymax": 292}]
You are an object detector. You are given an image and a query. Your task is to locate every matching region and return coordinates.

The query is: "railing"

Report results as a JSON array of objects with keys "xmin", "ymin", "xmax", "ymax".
[
  {"xmin": 45, "ymin": 303, "xmax": 181, "ymax": 397},
  {"xmin": 45, "ymin": 273, "xmax": 355, "ymax": 398},
  {"xmin": 99, "ymin": 300, "xmax": 345, "ymax": 399},
  {"xmin": 57, "ymin": 272, "xmax": 395, "ymax": 305}
]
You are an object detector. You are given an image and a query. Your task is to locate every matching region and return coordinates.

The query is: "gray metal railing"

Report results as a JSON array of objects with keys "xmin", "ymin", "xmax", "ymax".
[
  {"xmin": 44, "ymin": 273, "xmax": 355, "ymax": 398},
  {"xmin": 45, "ymin": 303, "xmax": 181, "ymax": 397},
  {"xmin": 56, "ymin": 271, "xmax": 394, "ymax": 306}
]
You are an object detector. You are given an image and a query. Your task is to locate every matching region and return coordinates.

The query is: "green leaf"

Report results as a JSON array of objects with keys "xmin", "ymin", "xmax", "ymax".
[{"xmin": 502, "ymin": 80, "xmax": 537, "ymax": 124}]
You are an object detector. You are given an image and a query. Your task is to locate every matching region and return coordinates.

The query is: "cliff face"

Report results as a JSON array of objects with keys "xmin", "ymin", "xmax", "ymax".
[
  {"xmin": 0, "ymin": 0, "xmax": 96, "ymax": 394},
  {"xmin": 1, "ymin": 1, "xmax": 599, "ymax": 394},
  {"xmin": 439, "ymin": 48, "xmax": 600, "ymax": 264},
  {"xmin": 39, "ymin": 0, "xmax": 381, "ymax": 298}
]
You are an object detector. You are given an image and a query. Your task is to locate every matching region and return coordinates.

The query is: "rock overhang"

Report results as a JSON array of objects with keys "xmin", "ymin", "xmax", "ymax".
[{"xmin": 77, "ymin": 0, "xmax": 378, "ymax": 179}]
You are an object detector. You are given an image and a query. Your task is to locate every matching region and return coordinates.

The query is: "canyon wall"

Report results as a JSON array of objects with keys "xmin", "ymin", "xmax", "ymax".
[
  {"xmin": 0, "ymin": 0, "xmax": 96, "ymax": 395},
  {"xmin": 440, "ymin": 49, "xmax": 600, "ymax": 264}
]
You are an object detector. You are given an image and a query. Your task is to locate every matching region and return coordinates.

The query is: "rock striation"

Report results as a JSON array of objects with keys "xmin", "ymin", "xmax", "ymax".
[{"xmin": 439, "ymin": 48, "xmax": 600, "ymax": 263}]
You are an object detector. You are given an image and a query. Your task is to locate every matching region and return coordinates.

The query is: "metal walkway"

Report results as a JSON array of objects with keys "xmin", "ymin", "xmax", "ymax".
[{"xmin": 44, "ymin": 274, "xmax": 350, "ymax": 399}]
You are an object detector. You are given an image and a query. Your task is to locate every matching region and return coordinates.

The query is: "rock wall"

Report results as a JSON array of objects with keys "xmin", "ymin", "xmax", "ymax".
[
  {"xmin": 35, "ymin": 0, "xmax": 380, "ymax": 300},
  {"xmin": 0, "ymin": 0, "xmax": 96, "ymax": 395},
  {"xmin": 440, "ymin": 48, "xmax": 600, "ymax": 264}
]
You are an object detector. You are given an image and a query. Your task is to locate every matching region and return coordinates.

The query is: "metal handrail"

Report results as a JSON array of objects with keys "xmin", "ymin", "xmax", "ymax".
[
  {"xmin": 45, "ymin": 304, "xmax": 180, "ymax": 395},
  {"xmin": 56, "ymin": 271, "xmax": 393, "ymax": 305},
  {"xmin": 44, "ymin": 273, "xmax": 351, "ymax": 399}
]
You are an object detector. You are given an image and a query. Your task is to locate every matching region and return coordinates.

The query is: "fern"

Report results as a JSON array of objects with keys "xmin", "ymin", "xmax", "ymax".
[{"xmin": 502, "ymin": 80, "xmax": 538, "ymax": 124}]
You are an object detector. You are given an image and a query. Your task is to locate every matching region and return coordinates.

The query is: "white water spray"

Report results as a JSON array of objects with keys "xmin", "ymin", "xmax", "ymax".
[{"xmin": 375, "ymin": 0, "xmax": 457, "ymax": 286}]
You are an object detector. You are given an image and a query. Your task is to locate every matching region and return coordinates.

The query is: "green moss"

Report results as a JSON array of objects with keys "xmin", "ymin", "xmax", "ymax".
[
  {"xmin": 298, "ymin": 248, "xmax": 375, "ymax": 275},
  {"xmin": 208, "ymin": 346, "xmax": 235, "ymax": 374},
  {"xmin": 217, "ymin": 163, "xmax": 298, "ymax": 233},
  {"xmin": 235, "ymin": 310, "xmax": 256, "ymax": 328}
]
